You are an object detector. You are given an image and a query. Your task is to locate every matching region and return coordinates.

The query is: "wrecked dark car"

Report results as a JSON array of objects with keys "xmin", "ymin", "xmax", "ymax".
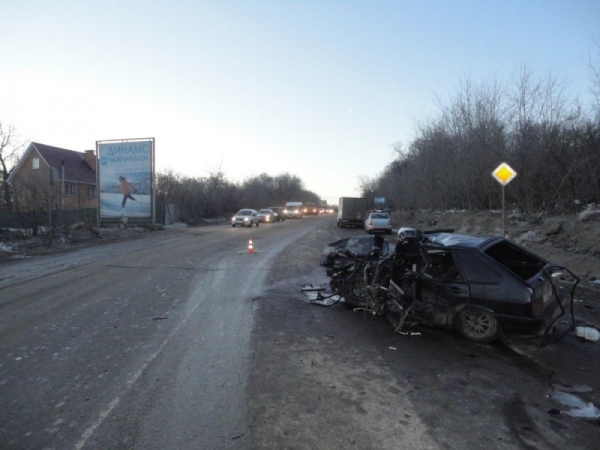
[
  {"xmin": 319, "ymin": 235, "xmax": 390, "ymax": 307},
  {"xmin": 319, "ymin": 231, "xmax": 578, "ymax": 344},
  {"xmin": 398, "ymin": 232, "xmax": 578, "ymax": 343}
]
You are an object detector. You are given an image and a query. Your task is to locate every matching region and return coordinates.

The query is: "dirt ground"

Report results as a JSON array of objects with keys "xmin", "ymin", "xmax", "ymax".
[{"xmin": 0, "ymin": 222, "xmax": 169, "ymax": 261}]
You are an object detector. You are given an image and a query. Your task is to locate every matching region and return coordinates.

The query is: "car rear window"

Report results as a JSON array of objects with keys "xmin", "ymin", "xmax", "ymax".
[
  {"xmin": 371, "ymin": 214, "xmax": 389, "ymax": 219},
  {"xmin": 238, "ymin": 210, "xmax": 252, "ymax": 216},
  {"xmin": 483, "ymin": 241, "xmax": 546, "ymax": 281}
]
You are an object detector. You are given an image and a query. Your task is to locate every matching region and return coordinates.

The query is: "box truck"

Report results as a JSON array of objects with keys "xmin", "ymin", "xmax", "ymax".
[{"xmin": 337, "ymin": 197, "xmax": 367, "ymax": 228}]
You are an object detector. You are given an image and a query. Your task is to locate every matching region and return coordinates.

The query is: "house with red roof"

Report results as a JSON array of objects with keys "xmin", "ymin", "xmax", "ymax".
[{"xmin": 7, "ymin": 142, "xmax": 97, "ymax": 210}]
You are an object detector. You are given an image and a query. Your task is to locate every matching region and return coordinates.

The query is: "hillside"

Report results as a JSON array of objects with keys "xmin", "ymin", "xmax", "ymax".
[{"xmin": 390, "ymin": 208, "xmax": 600, "ymax": 285}]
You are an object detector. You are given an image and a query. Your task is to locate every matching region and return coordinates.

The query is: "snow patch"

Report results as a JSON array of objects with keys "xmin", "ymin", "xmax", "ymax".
[{"xmin": 0, "ymin": 242, "xmax": 14, "ymax": 253}]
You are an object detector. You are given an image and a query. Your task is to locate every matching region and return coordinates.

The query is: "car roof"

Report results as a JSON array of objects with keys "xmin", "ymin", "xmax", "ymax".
[{"xmin": 425, "ymin": 232, "xmax": 502, "ymax": 250}]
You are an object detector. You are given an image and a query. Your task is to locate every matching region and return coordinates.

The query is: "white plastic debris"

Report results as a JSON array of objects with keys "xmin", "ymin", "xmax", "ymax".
[{"xmin": 575, "ymin": 326, "xmax": 600, "ymax": 342}]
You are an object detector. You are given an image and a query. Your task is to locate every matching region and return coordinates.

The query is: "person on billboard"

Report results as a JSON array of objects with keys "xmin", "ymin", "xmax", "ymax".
[{"xmin": 116, "ymin": 176, "xmax": 138, "ymax": 209}]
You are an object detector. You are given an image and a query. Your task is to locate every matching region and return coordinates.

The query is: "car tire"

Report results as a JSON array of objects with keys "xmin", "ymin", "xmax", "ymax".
[
  {"xmin": 256, "ymin": 221, "xmax": 259, "ymax": 227},
  {"xmin": 342, "ymin": 275, "xmax": 367, "ymax": 308},
  {"xmin": 453, "ymin": 308, "xmax": 499, "ymax": 343},
  {"xmin": 232, "ymin": 224, "xmax": 236, "ymax": 227}
]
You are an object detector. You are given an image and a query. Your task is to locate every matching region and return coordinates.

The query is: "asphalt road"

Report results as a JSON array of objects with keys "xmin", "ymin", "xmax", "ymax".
[{"xmin": 1, "ymin": 216, "xmax": 598, "ymax": 449}]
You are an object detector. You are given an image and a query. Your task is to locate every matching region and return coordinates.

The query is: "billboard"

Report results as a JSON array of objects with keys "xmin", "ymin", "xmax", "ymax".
[{"xmin": 97, "ymin": 139, "xmax": 155, "ymax": 220}]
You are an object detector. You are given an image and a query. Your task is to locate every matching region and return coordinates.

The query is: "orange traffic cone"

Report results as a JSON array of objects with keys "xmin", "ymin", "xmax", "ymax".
[{"xmin": 248, "ymin": 239, "xmax": 254, "ymax": 253}]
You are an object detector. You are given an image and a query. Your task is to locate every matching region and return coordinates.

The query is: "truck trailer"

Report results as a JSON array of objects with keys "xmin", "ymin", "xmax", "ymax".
[{"xmin": 337, "ymin": 197, "xmax": 367, "ymax": 228}]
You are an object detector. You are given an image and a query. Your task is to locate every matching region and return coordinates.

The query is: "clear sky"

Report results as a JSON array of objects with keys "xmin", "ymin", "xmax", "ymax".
[{"xmin": 2, "ymin": 0, "xmax": 599, "ymax": 205}]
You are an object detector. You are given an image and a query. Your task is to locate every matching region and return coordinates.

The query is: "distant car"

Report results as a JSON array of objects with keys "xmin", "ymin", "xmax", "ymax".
[
  {"xmin": 364, "ymin": 211, "xmax": 392, "ymax": 234},
  {"xmin": 231, "ymin": 209, "xmax": 260, "ymax": 227},
  {"xmin": 284, "ymin": 202, "xmax": 303, "ymax": 219},
  {"xmin": 258, "ymin": 209, "xmax": 277, "ymax": 223},
  {"xmin": 268, "ymin": 206, "xmax": 285, "ymax": 222},
  {"xmin": 303, "ymin": 202, "xmax": 319, "ymax": 215}
]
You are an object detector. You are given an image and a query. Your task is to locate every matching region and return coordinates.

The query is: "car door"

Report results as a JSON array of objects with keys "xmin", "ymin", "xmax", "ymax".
[
  {"xmin": 418, "ymin": 248, "xmax": 470, "ymax": 311},
  {"xmin": 451, "ymin": 250, "xmax": 505, "ymax": 311}
]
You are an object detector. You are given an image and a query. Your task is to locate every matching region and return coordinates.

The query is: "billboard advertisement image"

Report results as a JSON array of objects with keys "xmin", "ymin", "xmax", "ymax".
[{"xmin": 97, "ymin": 139, "xmax": 154, "ymax": 220}]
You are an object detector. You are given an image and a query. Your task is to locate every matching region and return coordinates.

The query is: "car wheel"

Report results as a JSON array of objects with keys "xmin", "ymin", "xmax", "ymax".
[
  {"xmin": 232, "ymin": 224, "xmax": 236, "ymax": 227},
  {"xmin": 256, "ymin": 221, "xmax": 259, "ymax": 227},
  {"xmin": 453, "ymin": 308, "xmax": 499, "ymax": 343},
  {"xmin": 342, "ymin": 275, "xmax": 367, "ymax": 308}
]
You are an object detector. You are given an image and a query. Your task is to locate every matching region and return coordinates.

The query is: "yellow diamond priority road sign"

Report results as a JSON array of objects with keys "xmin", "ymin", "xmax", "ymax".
[{"xmin": 492, "ymin": 163, "xmax": 517, "ymax": 186}]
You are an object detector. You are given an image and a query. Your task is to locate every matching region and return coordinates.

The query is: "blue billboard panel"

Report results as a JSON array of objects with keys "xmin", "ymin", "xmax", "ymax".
[{"xmin": 98, "ymin": 140, "xmax": 154, "ymax": 219}]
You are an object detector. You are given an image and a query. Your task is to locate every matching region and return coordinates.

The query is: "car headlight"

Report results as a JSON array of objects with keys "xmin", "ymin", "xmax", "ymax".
[{"xmin": 244, "ymin": 217, "xmax": 249, "ymax": 221}]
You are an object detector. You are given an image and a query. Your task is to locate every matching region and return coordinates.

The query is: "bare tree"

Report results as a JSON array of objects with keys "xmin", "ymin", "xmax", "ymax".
[
  {"xmin": 367, "ymin": 64, "xmax": 599, "ymax": 214},
  {"xmin": 11, "ymin": 170, "xmax": 60, "ymax": 236},
  {"xmin": 0, "ymin": 121, "xmax": 28, "ymax": 209}
]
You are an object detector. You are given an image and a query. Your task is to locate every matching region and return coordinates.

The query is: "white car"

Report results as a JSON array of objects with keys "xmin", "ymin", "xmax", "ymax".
[
  {"xmin": 231, "ymin": 209, "xmax": 260, "ymax": 227},
  {"xmin": 364, "ymin": 211, "xmax": 392, "ymax": 234}
]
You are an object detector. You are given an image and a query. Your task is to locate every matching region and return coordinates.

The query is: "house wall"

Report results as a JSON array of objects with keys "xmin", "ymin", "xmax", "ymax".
[
  {"xmin": 18, "ymin": 149, "xmax": 47, "ymax": 178},
  {"xmin": 63, "ymin": 184, "xmax": 97, "ymax": 209},
  {"xmin": 12, "ymin": 149, "xmax": 98, "ymax": 210}
]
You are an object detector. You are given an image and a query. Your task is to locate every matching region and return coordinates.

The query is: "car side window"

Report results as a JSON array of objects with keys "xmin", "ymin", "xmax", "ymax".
[
  {"xmin": 453, "ymin": 251, "xmax": 502, "ymax": 284},
  {"xmin": 421, "ymin": 249, "xmax": 463, "ymax": 281}
]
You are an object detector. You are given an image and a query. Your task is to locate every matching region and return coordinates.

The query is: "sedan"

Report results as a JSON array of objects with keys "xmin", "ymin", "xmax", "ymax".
[
  {"xmin": 267, "ymin": 206, "xmax": 285, "ymax": 222},
  {"xmin": 364, "ymin": 211, "xmax": 392, "ymax": 234},
  {"xmin": 258, "ymin": 209, "xmax": 277, "ymax": 223},
  {"xmin": 231, "ymin": 209, "xmax": 260, "ymax": 227}
]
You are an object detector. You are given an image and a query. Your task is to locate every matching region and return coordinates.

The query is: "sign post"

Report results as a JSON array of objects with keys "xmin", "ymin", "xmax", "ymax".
[{"xmin": 491, "ymin": 163, "xmax": 517, "ymax": 237}]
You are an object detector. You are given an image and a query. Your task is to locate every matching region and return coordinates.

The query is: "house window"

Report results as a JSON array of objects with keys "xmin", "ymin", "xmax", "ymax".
[
  {"xmin": 32, "ymin": 158, "xmax": 39, "ymax": 170},
  {"xmin": 88, "ymin": 186, "xmax": 96, "ymax": 197},
  {"xmin": 66, "ymin": 183, "xmax": 74, "ymax": 195}
]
